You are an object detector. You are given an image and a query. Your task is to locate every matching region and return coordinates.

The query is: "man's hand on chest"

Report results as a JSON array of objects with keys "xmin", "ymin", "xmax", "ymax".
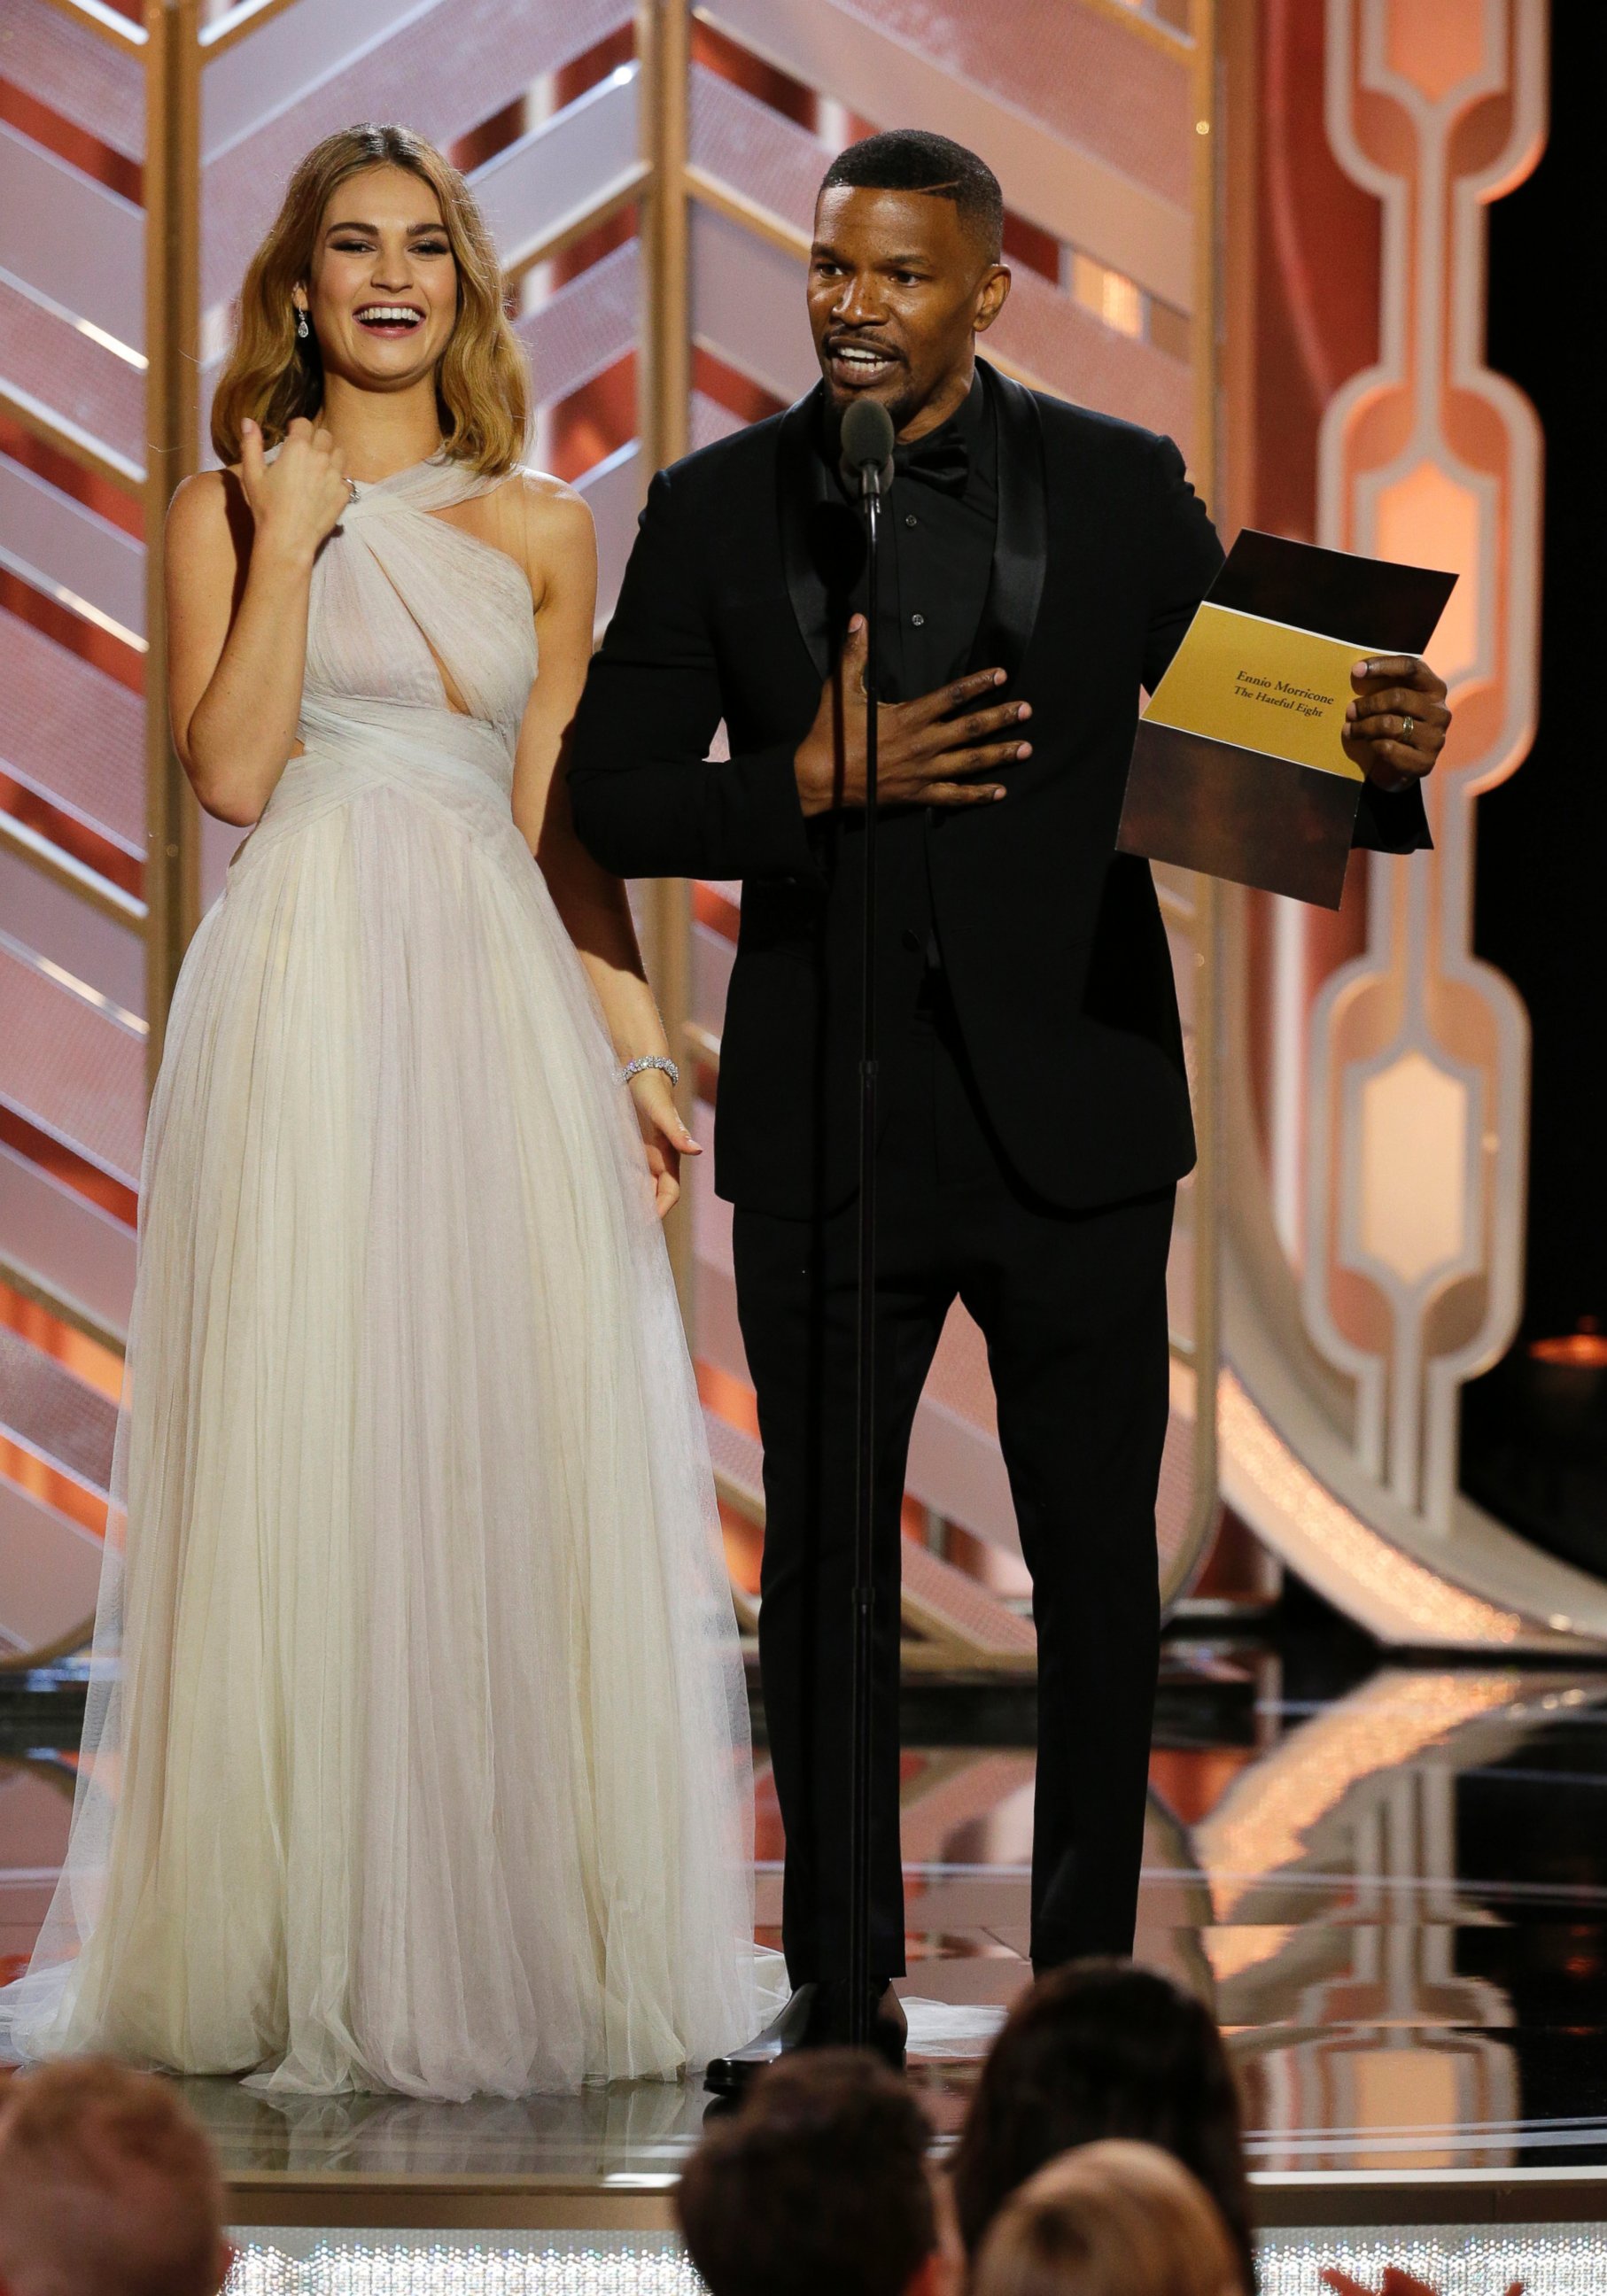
[{"xmin": 792, "ymin": 615, "xmax": 1033, "ymax": 818}]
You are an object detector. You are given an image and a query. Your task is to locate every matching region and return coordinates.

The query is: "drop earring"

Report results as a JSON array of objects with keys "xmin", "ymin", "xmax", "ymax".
[{"xmin": 296, "ymin": 308, "xmax": 309, "ymax": 340}]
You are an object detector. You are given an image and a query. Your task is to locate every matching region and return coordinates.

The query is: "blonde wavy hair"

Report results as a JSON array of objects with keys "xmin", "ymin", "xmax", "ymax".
[
  {"xmin": 972, "ymin": 2143, "xmax": 1246, "ymax": 2296},
  {"xmin": 210, "ymin": 123, "xmax": 528, "ymax": 477}
]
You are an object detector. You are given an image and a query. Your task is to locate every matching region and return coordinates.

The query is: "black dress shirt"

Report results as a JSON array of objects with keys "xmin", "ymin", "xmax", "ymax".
[
  {"xmin": 820, "ymin": 368, "xmax": 998, "ymax": 969},
  {"xmin": 820, "ymin": 366, "xmax": 998, "ymax": 705}
]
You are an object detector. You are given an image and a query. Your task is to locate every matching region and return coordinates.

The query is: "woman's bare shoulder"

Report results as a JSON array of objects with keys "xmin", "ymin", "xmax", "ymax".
[
  {"xmin": 505, "ymin": 465, "xmax": 594, "ymax": 537},
  {"xmin": 498, "ymin": 467, "xmax": 595, "ymax": 607},
  {"xmin": 167, "ymin": 468, "xmax": 250, "ymax": 566}
]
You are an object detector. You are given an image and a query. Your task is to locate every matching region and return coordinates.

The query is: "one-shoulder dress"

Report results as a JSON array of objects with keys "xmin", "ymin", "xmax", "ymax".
[{"xmin": 1, "ymin": 455, "xmax": 757, "ymax": 2098}]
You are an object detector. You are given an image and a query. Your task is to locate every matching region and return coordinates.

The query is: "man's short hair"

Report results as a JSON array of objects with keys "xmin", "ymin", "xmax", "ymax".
[
  {"xmin": 0, "ymin": 2059, "xmax": 227, "ymax": 2296},
  {"xmin": 677, "ymin": 2049, "xmax": 936, "ymax": 2296},
  {"xmin": 819, "ymin": 130, "xmax": 1005, "ymax": 263}
]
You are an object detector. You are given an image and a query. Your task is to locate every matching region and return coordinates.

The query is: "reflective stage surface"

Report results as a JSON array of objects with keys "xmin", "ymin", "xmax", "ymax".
[{"xmin": 6, "ymin": 1633, "xmax": 1607, "ymax": 2285}]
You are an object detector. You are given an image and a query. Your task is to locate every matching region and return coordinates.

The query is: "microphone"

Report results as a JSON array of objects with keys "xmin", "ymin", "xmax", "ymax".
[
  {"xmin": 834, "ymin": 389, "xmax": 892, "ymax": 2049},
  {"xmin": 839, "ymin": 398, "xmax": 895, "ymax": 499}
]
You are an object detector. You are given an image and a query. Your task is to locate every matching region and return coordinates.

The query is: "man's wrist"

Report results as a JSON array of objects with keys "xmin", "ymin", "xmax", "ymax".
[{"xmin": 793, "ymin": 741, "xmax": 834, "ymax": 818}]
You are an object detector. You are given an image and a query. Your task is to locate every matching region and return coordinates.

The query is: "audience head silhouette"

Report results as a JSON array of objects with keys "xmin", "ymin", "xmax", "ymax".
[
  {"xmin": 677, "ymin": 2048, "xmax": 957, "ymax": 2296},
  {"xmin": 951, "ymin": 1961, "xmax": 1254, "ymax": 2291},
  {"xmin": 0, "ymin": 2059, "xmax": 229, "ymax": 2296},
  {"xmin": 971, "ymin": 2140, "xmax": 1243, "ymax": 2296}
]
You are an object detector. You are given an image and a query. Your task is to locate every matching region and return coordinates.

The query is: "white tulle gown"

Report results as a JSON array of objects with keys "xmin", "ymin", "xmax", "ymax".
[{"xmin": 0, "ymin": 454, "xmax": 758, "ymax": 2098}]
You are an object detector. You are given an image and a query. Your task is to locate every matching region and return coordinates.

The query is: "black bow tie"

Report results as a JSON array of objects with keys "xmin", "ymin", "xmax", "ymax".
[{"xmin": 892, "ymin": 430, "xmax": 970, "ymax": 496}]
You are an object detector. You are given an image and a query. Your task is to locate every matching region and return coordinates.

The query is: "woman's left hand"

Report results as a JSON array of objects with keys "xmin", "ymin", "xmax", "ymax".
[{"xmin": 627, "ymin": 1066, "xmax": 702, "ymax": 1219}]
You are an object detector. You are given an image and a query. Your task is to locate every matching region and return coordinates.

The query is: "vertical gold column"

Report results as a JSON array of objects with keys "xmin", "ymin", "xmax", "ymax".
[
  {"xmin": 1189, "ymin": 0, "xmax": 1219, "ymax": 510},
  {"xmin": 143, "ymin": 0, "xmax": 204, "ymax": 1090},
  {"xmin": 636, "ymin": 0, "xmax": 696, "ymax": 1313},
  {"xmin": 1216, "ymin": 0, "xmax": 1258, "ymax": 541},
  {"xmin": 637, "ymin": 0, "xmax": 691, "ymax": 476}
]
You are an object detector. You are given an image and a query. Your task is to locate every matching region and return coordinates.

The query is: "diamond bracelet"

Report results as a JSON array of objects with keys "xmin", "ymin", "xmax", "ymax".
[{"xmin": 619, "ymin": 1053, "xmax": 680, "ymax": 1090}]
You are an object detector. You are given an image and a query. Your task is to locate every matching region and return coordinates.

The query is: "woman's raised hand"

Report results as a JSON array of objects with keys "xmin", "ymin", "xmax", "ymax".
[{"xmin": 237, "ymin": 415, "xmax": 352, "ymax": 562}]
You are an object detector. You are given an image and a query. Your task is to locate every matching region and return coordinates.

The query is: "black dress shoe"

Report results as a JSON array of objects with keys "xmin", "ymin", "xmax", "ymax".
[
  {"xmin": 703, "ymin": 1981, "xmax": 907, "ymax": 2096},
  {"xmin": 703, "ymin": 1982, "xmax": 821, "ymax": 2096}
]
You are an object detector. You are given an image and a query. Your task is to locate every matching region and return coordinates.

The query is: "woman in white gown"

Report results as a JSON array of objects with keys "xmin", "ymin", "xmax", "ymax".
[{"xmin": 1, "ymin": 125, "xmax": 757, "ymax": 2098}]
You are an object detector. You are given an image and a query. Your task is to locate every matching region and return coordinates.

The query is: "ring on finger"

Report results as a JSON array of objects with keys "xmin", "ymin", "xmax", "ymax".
[{"xmin": 1400, "ymin": 714, "xmax": 1414, "ymax": 743}]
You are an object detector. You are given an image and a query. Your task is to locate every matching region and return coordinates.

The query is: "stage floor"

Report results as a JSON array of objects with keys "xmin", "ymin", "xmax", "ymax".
[{"xmin": 6, "ymin": 1627, "xmax": 1607, "ymax": 2287}]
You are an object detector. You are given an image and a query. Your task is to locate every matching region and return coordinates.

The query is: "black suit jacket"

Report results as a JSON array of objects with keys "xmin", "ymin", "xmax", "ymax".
[{"xmin": 569, "ymin": 362, "xmax": 1429, "ymax": 1217}]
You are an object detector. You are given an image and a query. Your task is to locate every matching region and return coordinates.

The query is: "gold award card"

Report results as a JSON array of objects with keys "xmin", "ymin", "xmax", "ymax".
[{"xmin": 1117, "ymin": 531, "xmax": 1456, "ymax": 908}]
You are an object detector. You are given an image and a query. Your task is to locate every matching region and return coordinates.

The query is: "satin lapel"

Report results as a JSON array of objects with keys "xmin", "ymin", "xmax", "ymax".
[
  {"xmin": 776, "ymin": 385, "xmax": 833, "ymax": 684},
  {"xmin": 969, "ymin": 359, "xmax": 1047, "ymax": 679}
]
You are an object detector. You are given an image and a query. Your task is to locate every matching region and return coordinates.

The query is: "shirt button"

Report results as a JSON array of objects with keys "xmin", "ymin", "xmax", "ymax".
[
  {"xmin": 904, "ymin": 513, "xmax": 918, "ymax": 527},
  {"xmin": 911, "ymin": 612, "xmax": 926, "ymax": 627}
]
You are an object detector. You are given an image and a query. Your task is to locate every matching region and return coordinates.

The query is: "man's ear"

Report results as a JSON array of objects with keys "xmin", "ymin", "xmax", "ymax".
[{"xmin": 974, "ymin": 262, "xmax": 1012, "ymax": 334}]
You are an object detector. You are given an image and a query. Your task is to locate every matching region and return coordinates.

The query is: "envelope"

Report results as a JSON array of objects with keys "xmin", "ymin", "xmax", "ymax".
[{"xmin": 1116, "ymin": 530, "xmax": 1456, "ymax": 907}]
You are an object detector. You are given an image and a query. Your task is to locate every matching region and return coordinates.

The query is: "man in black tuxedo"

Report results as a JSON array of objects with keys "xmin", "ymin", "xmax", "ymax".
[{"xmin": 568, "ymin": 131, "xmax": 1449, "ymax": 2082}]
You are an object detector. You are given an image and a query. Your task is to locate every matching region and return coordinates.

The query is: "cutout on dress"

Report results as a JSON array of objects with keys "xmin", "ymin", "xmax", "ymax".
[
  {"xmin": 340, "ymin": 478, "xmax": 537, "ymax": 724},
  {"xmin": 365, "ymin": 539, "xmax": 477, "ymax": 719}
]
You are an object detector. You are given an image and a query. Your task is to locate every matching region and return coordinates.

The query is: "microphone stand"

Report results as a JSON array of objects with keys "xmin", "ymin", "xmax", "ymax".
[{"xmin": 846, "ymin": 451, "xmax": 885, "ymax": 2049}]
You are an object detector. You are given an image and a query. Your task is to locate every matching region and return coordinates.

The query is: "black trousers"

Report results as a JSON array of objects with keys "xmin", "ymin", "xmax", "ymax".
[{"xmin": 733, "ymin": 976, "xmax": 1174, "ymax": 1982}]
